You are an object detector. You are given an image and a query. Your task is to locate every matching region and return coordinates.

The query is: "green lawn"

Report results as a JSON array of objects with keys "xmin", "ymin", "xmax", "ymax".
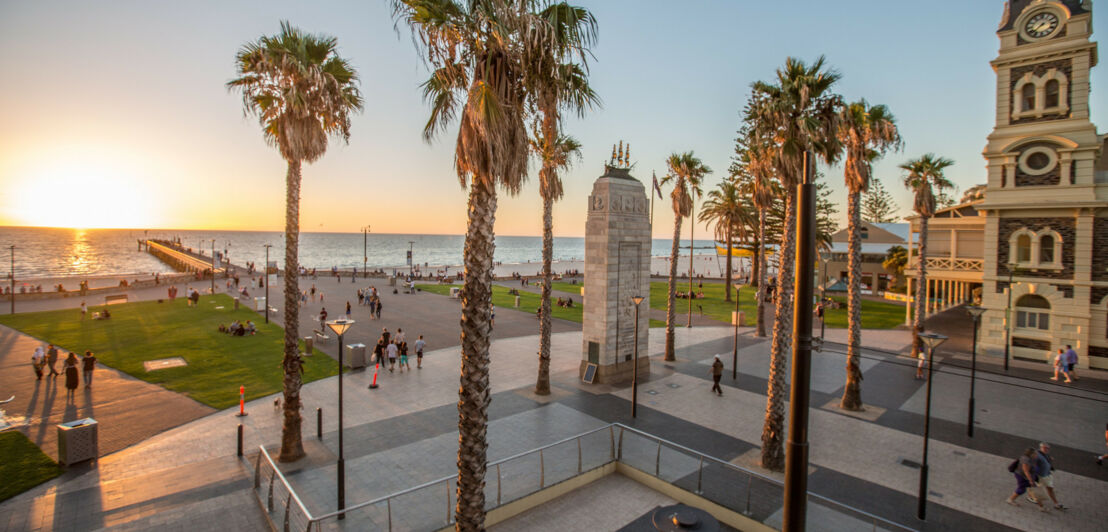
[
  {"xmin": 0, "ymin": 431, "xmax": 62, "ymax": 502},
  {"xmin": 550, "ymin": 281, "xmax": 585, "ymax": 295},
  {"xmin": 822, "ymin": 295, "xmax": 906, "ymax": 329},
  {"xmin": 0, "ymin": 295, "xmax": 339, "ymax": 409},
  {"xmin": 420, "ymin": 284, "xmax": 583, "ymax": 323},
  {"xmin": 649, "ymin": 281, "xmax": 758, "ymax": 324}
]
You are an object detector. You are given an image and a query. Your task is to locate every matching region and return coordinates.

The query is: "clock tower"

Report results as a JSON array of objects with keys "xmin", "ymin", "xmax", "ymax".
[{"xmin": 978, "ymin": 1, "xmax": 1108, "ymax": 368}]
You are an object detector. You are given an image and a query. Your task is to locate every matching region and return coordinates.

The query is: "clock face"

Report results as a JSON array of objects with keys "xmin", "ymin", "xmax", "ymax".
[{"xmin": 1025, "ymin": 11, "xmax": 1060, "ymax": 38}]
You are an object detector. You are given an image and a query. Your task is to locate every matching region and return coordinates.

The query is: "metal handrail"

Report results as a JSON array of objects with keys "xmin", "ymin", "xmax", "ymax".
[{"xmin": 255, "ymin": 445, "xmax": 315, "ymax": 522}]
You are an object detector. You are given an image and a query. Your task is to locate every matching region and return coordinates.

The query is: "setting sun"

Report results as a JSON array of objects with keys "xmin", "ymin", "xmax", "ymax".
[{"xmin": 5, "ymin": 161, "xmax": 158, "ymax": 229}]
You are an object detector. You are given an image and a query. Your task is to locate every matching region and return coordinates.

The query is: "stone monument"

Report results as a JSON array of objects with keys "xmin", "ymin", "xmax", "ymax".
[{"xmin": 581, "ymin": 142, "xmax": 651, "ymax": 384}]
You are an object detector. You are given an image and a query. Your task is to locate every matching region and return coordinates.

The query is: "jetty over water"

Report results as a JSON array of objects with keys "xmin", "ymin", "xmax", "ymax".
[{"xmin": 146, "ymin": 240, "xmax": 226, "ymax": 276}]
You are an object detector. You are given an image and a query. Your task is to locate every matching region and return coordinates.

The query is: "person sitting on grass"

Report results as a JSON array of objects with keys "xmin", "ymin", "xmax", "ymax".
[
  {"xmin": 246, "ymin": 321, "xmax": 256, "ymax": 335},
  {"xmin": 218, "ymin": 323, "xmax": 228, "ymax": 333}
]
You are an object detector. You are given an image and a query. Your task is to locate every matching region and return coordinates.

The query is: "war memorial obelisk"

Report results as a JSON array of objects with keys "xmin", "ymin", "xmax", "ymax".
[{"xmin": 581, "ymin": 143, "xmax": 651, "ymax": 384}]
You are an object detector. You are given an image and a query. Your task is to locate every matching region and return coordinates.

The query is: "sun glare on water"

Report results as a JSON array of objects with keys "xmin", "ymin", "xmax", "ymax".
[{"xmin": 7, "ymin": 164, "xmax": 158, "ymax": 229}]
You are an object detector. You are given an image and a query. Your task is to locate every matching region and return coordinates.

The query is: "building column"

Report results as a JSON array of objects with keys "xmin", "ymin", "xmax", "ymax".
[
  {"xmin": 905, "ymin": 277, "xmax": 913, "ymax": 325},
  {"xmin": 950, "ymin": 229, "xmax": 958, "ymax": 260},
  {"xmin": 926, "ymin": 278, "xmax": 933, "ymax": 317}
]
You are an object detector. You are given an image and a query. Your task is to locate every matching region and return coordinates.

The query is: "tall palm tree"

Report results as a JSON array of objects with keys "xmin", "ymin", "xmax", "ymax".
[
  {"xmin": 900, "ymin": 154, "xmax": 954, "ymax": 363},
  {"xmin": 747, "ymin": 56, "xmax": 842, "ymax": 471},
  {"xmin": 525, "ymin": 2, "xmax": 598, "ymax": 396},
  {"xmin": 531, "ymin": 131, "xmax": 584, "ymax": 395},
  {"xmin": 228, "ymin": 21, "xmax": 363, "ymax": 463},
  {"xmin": 391, "ymin": 1, "xmax": 570, "ymax": 528},
  {"xmin": 661, "ymin": 152, "xmax": 712, "ymax": 361},
  {"xmin": 838, "ymin": 100, "xmax": 901, "ymax": 412},
  {"xmin": 744, "ymin": 139, "xmax": 779, "ymax": 339},
  {"xmin": 698, "ymin": 180, "xmax": 744, "ymax": 302}
]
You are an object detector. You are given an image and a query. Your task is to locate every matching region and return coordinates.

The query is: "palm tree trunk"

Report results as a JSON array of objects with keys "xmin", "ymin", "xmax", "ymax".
[
  {"xmin": 756, "ymin": 210, "xmax": 767, "ymax": 338},
  {"xmin": 455, "ymin": 177, "xmax": 497, "ymax": 531},
  {"xmin": 278, "ymin": 159, "xmax": 305, "ymax": 463},
  {"xmin": 911, "ymin": 217, "xmax": 929, "ymax": 360},
  {"xmin": 535, "ymin": 195, "xmax": 554, "ymax": 395},
  {"xmin": 761, "ymin": 189, "xmax": 795, "ymax": 472},
  {"xmin": 724, "ymin": 226, "xmax": 733, "ymax": 302},
  {"xmin": 840, "ymin": 191, "xmax": 864, "ymax": 411},
  {"xmin": 664, "ymin": 213, "xmax": 683, "ymax": 361}
]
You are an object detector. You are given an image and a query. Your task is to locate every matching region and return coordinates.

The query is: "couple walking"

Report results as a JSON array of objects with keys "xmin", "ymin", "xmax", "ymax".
[
  {"xmin": 31, "ymin": 345, "xmax": 97, "ymax": 398},
  {"xmin": 1006, "ymin": 443, "xmax": 1067, "ymax": 512},
  {"xmin": 1050, "ymin": 345, "xmax": 1080, "ymax": 383}
]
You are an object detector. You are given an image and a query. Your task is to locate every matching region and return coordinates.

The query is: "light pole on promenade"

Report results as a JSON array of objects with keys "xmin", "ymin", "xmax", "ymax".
[
  {"xmin": 818, "ymin": 249, "xmax": 829, "ymax": 341},
  {"xmin": 210, "ymin": 239, "xmax": 216, "ymax": 294},
  {"xmin": 263, "ymin": 244, "xmax": 272, "ymax": 324},
  {"xmin": 732, "ymin": 284, "xmax": 740, "ymax": 380},
  {"xmin": 631, "ymin": 295, "xmax": 644, "ymax": 418},
  {"xmin": 964, "ymin": 305, "xmax": 985, "ymax": 437},
  {"xmin": 326, "ymin": 318, "xmax": 354, "ymax": 519},
  {"xmin": 408, "ymin": 241, "xmax": 415, "ymax": 277},
  {"xmin": 917, "ymin": 331, "xmax": 948, "ymax": 521},
  {"xmin": 362, "ymin": 226, "xmax": 370, "ymax": 278}
]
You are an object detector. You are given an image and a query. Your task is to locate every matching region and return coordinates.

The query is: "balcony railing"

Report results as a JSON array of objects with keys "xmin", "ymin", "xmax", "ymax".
[{"xmin": 909, "ymin": 257, "xmax": 983, "ymax": 272}]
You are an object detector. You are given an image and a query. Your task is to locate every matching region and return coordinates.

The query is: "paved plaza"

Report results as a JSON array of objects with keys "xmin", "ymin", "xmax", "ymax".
[{"xmin": 1, "ymin": 279, "xmax": 1107, "ymax": 531}]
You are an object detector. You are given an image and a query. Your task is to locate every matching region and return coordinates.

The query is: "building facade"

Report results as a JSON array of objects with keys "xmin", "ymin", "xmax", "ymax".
[
  {"xmin": 824, "ymin": 222, "xmax": 908, "ymax": 293},
  {"xmin": 976, "ymin": 0, "xmax": 1107, "ymax": 369}
]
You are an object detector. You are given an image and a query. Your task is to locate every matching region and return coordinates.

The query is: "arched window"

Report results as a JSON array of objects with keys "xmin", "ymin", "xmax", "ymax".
[
  {"xmin": 1039, "ymin": 234, "xmax": 1055, "ymax": 263},
  {"xmin": 1022, "ymin": 84, "xmax": 1037, "ymax": 112},
  {"xmin": 1015, "ymin": 294, "xmax": 1050, "ymax": 331},
  {"xmin": 1017, "ymin": 234, "xmax": 1032, "ymax": 262},
  {"xmin": 1044, "ymin": 79, "xmax": 1060, "ymax": 108}
]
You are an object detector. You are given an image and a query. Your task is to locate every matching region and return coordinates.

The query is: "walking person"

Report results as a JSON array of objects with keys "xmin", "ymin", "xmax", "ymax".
[
  {"xmin": 373, "ymin": 338, "xmax": 386, "ymax": 366},
  {"xmin": 386, "ymin": 341, "xmax": 398, "ymax": 372},
  {"xmin": 1006, "ymin": 447, "xmax": 1048, "ymax": 512},
  {"xmin": 915, "ymin": 350, "xmax": 926, "ymax": 380},
  {"xmin": 1028, "ymin": 443, "xmax": 1067, "ymax": 510},
  {"xmin": 1063, "ymin": 345, "xmax": 1079, "ymax": 380},
  {"xmin": 319, "ymin": 307, "xmax": 328, "ymax": 323},
  {"xmin": 395, "ymin": 328, "xmax": 405, "ymax": 345},
  {"xmin": 1050, "ymin": 348, "xmax": 1066, "ymax": 381},
  {"xmin": 710, "ymin": 355, "xmax": 724, "ymax": 396},
  {"xmin": 415, "ymin": 335, "xmax": 426, "ymax": 369},
  {"xmin": 82, "ymin": 350, "xmax": 97, "ymax": 389},
  {"xmin": 46, "ymin": 344, "xmax": 60, "ymax": 379},
  {"xmin": 399, "ymin": 341, "xmax": 410, "ymax": 372},
  {"xmin": 375, "ymin": 298, "xmax": 382, "ymax": 320},
  {"xmin": 80, "ymin": 301, "xmax": 87, "ymax": 320},
  {"xmin": 368, "ymin": 297, "xmax": 377, "ymax": 318},
  {"xmin": 63, "ymin": 352, "xmax": 80, "ymax": 402},
  {"xmin": 345, "ymin": 301, "xmax": 352, "ymax": 319},
  {"xmin": 31, "ymin": 346, "xmax": 45, "ymax": 381}
]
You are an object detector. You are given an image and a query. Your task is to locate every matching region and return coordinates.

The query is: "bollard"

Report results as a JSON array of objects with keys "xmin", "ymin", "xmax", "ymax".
[
  {"xmin": 317, "ymin": 408, "xmax": 322, "ymax": 440},
  {"xmin": 236, "ymin": 385, "xmax": 248, "ymax": 417},
  {"xmin": 237, "ymin": 424, "xmax": 244, "ymax": 457},
  {"xmin": 368, "ymin": 362, "xmax": 380, "ymax": 390}
]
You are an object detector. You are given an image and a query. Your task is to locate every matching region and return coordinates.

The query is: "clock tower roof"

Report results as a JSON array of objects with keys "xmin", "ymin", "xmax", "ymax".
[{"xmin": 999, "ymin": 0, "xmax": 1090, "ymax": 32}]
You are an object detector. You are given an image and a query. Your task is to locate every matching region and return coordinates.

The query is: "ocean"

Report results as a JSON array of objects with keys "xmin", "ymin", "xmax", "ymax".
[{"xmin": 0, "ymin": 227, "xmax": 721, "ymax": 279}]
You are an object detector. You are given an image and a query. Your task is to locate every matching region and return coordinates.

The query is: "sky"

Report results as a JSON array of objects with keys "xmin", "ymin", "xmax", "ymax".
[{"xmin": 0, "ymin": 0, "xmax": 1104, "ymax": 238}]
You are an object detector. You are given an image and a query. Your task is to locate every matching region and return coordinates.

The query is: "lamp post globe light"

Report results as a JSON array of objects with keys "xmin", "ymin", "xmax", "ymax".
[
  {"xmin": 1004, "ymin": 262, "xmax": 1016, "ymax": 371},
  {"xmin": 325, "ymin": 318, "xmax": 355, "ymax": 519},
  {"xmin": 631, "ymin": 295, "xmax": 644, "ymax": 418},
  {"xmin": 964, "ymin": 305, "xmax": 986, "ymax": 438},
  {"xmin": 732, "ymin": 284, "xmax": 741, "ymax": 380},
  {"xmin": 263, "ymin": 244, "xmax": 272, "ymax": 324},
  {"xmin": 916, "ymin": 331, "xmax": 948, "ymax": 521}
]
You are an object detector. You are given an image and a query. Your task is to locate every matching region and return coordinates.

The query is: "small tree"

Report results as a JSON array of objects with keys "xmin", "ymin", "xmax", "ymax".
[
  {"xmin": 883, "ymin": 245, "xmax": 908, "ymax": 288},
  {"xmin": 862, "ymin": 178, "xmax": 899, "ymax": 223}
]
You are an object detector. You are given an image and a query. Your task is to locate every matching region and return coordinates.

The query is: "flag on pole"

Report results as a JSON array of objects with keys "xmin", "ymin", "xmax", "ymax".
[{"xmin": 652, "ymin": 172, "xmax": 663, "ymax": 199}]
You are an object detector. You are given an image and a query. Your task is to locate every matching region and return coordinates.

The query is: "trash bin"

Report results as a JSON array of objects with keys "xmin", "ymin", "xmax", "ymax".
[
  {"xmin": 303, "ymin": 337, "xmax": 314, "ymax": 355},
  {"xmin": 450, "ymin": 287, "xmax": 461, "ymax": 299},
  {"xmin": 255, "ymin": 297, "xmax": 266, "ymax": 311},
  {"xmin": 57, "ymin": 418, "xmax": 98, "ymax": 466},
  {"xmin": 233, "ymin": 298, "xmax": 240, "ymax": 310},
  {"xmin": 514, "ymin": 295, "xmax": 520, "ymax": 308},
  {"xmin": 347, "ymin": 343, "xmax": 367, "ymax": 369}
]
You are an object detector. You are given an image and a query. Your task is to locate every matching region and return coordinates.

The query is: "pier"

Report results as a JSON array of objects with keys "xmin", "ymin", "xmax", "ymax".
[{"xmin": 145, "ymin": 240, "xmax": 227, "ymax": 276}]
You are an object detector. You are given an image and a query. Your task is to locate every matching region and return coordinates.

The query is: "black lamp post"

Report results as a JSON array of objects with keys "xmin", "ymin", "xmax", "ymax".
[
  {"xmin": 210, "ymin": 239, "xmax": 216, "ymax": 294},
  {"xmin": 408, "ymin": 241, "xmax": 415, "ymax": 277},
  {"xmin": 732, "ymin": 284, "xmax": 741, "ymax": 380},
  {"xmin": 916, "ymin": 331, "xmax": 948, "ymax": 521},
  {"xmin": 326, "ymin": 318, "xmax": 354, "ymax": 519},
  {"xmin": 8, "ymin": 245, "xmax": 14, "ymax": 314},
  {"xmin": 1004, "ymin": 262, "xmax": 1015, "ymax": 371},
  {"xmin": 631, "ymin": 295, "xmax": 644, "ymax": 418},
  {"xmin": 263, "ymin": 244, "xmax": 272, "ymax": 324},
  {"xmin": 818, "ymin": 250, "xmax": 829, "ymax": 342},
  {"xmin": 362, "ymin": 226, "xmax": 370, "ymax": 278},
  {"xmin": 964, "ymin": 305, "xmax": 985, "ymax": 437}
]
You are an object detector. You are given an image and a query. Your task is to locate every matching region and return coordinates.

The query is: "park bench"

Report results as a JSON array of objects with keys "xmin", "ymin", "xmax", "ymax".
[{"xmin": 104, "ymin": 294, "xmax": 129, "ymax": 305}]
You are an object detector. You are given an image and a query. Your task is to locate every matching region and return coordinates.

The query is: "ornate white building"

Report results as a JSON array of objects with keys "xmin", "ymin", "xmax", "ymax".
[{"xmin": 909, "ymin": 0, "xmax": 1108, "ymax": 370}]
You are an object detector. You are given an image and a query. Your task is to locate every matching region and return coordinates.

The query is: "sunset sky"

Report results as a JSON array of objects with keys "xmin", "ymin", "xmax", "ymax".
[{"xmin": 1, "ymin": 1, "xmax": 1104, "ymax": 237}]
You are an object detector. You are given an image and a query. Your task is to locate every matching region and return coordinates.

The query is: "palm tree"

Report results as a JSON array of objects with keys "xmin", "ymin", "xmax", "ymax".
[
  {"xmin": 900, "ymin": 154, "xmax": 955, "ymax": 363},
  {"xmin": 744, "ymin": 138, "xmax": 779, "ymax": 339},
  {"xmin": 525, "ymin": 2, "xmax": 598, "ymax": 397},
  {"xmin": 531, "ymin": 131, "xmax": 584, "ymax": 395},
  {"xmin": 747, "ymin": 56, "xmax": 842, "ymax": 471},
  {"xmin": 837, "ymin": 100, "xmax": 901, "ymax": 412},
  {"xmin": 661, "ymin": 152, "xmax": 712, "ymax": 361},
  {"xmin": 228, "ymin": 21, "xmax": 362, "ymax": 463},
  {"xmin": 391, "ymin": 1, "xmax": 585, "ymax": 528},
  {"xmin": 698, "ymin": 180, "xmax": 744, "ymax": 302}
]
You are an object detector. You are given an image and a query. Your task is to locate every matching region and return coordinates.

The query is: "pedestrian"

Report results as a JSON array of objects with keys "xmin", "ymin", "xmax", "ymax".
[
  {"xmin": 319, "ymin": 291, "xmax": 324, "ymax": 304},
  {"xmin": 710, "ymin": 355, "xmax": 724, "ymax": 396},
  {"xmin": 399, "ymin": 341, "xmax": 410, "ymax": 371},
  {"xmin": 1063, "ymin": 345, "xmax": 1079, "ymax": 380},
  {"xmin": 46, "ymin": 344, "xmax": 60, "ymax": 378},
  {"xmin": 915, "ymin": 349, "xmax": 926, "ymax": 380},
  {"xmin": 490, "ymin": 304, "xmax": 496, "ymax": 330},
  {"xmin": 80, "ymin": 301, "xmax": 87, "ymax": 320},
  {"xmin": 415, "ymin": 335, "xmax": 426, "ymax": 369},
  {"xmin": 1097, "ymin": 423, "xmax": 1107, "ymax": 466},
  {"xmin": 386, "ymin": 341, "xmax": 398, "ymax": 372},
  {"xmin": 82, "ymin": 350, "xmax": 97, "ymax": 388},
  {"xmin": 373, "ymin": 338, "xmax": 386, "ymax": 365},
  {"xmin": 395, "ymin": 328, "xmax": 406, "ymax": 345},
  {"xmin": 319, "ymin": 307, "xmax": 328, "ymax": 323},
  {"xmin": 345, "ymin": 301, "xmax": 352, "ymax": 319},
  {"xmin": 63, "ymin": 352, "xmax": 80, "ymax": 401},
  {"xmin": 381, "ymin": 328, "xmax": 391, "ymax": 345},
  {"xmin": 368, "ymin": 297, "xmax": 377, "ymax": 318},
  {"xmin": 31, "ymin": 346, "xmax": 45, "ymax": 381},
  {"xmin": 310, "ymin": 284, "xmax": 316, "ymax": 301},
  {"xmin": 1050, "ymin": 348, "xmax": 1066, "ymax": 381},
  {"xmin": 1028, "ymin": 443, "xmax": 1067, "ymax": 510},
  {"xmin": 1006, "ymin": 447, "xmax": 1048, "ymax": 511},
  {"xmin": 375, "ymin": 298, "xmax": 382, "ymax": 319}
]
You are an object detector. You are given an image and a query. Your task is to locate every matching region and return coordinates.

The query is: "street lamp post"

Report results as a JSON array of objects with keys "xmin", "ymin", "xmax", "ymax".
[
  {"xmin": 964, "ymin": 305, "xmax": 985, "ymax": 438},
  {"xmin": 1004, "ymin": 262, "xmax": 1015, "ymax": 371},
  {"xmin": 326, "ymin": 318, "xmax": 354, "ymax": 519},
  {"xmin": 8, "ymin": 245, "xmax": 14, "ymax": 314},
  {"xmin": 818, "ymin": 250, "xmax": 829, "ymax": 341},
  {"xmin": 631, "ymin": 296, "xmax": 644, "ymax": 418},
  {"xmin": 210, "ymin": 239, "xmax": 216, "ymax": 294},
  {"xmin": 408, "ymin": 241, "xmax": 415, "ymax": 277},
  {"xmin": 732, "ymin": 284, "xmax": 741, "ymax": 380},
  {"xmin": 263, "ymin": 244, "xmax": 272, "ymax": 324},
  {"xmin": 916, "ymin": 331, "xmax": 948, "ymax": 521},
  {"xmin": 362, "ymin": 226, "xmax": 370, "ymax": 278}
]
